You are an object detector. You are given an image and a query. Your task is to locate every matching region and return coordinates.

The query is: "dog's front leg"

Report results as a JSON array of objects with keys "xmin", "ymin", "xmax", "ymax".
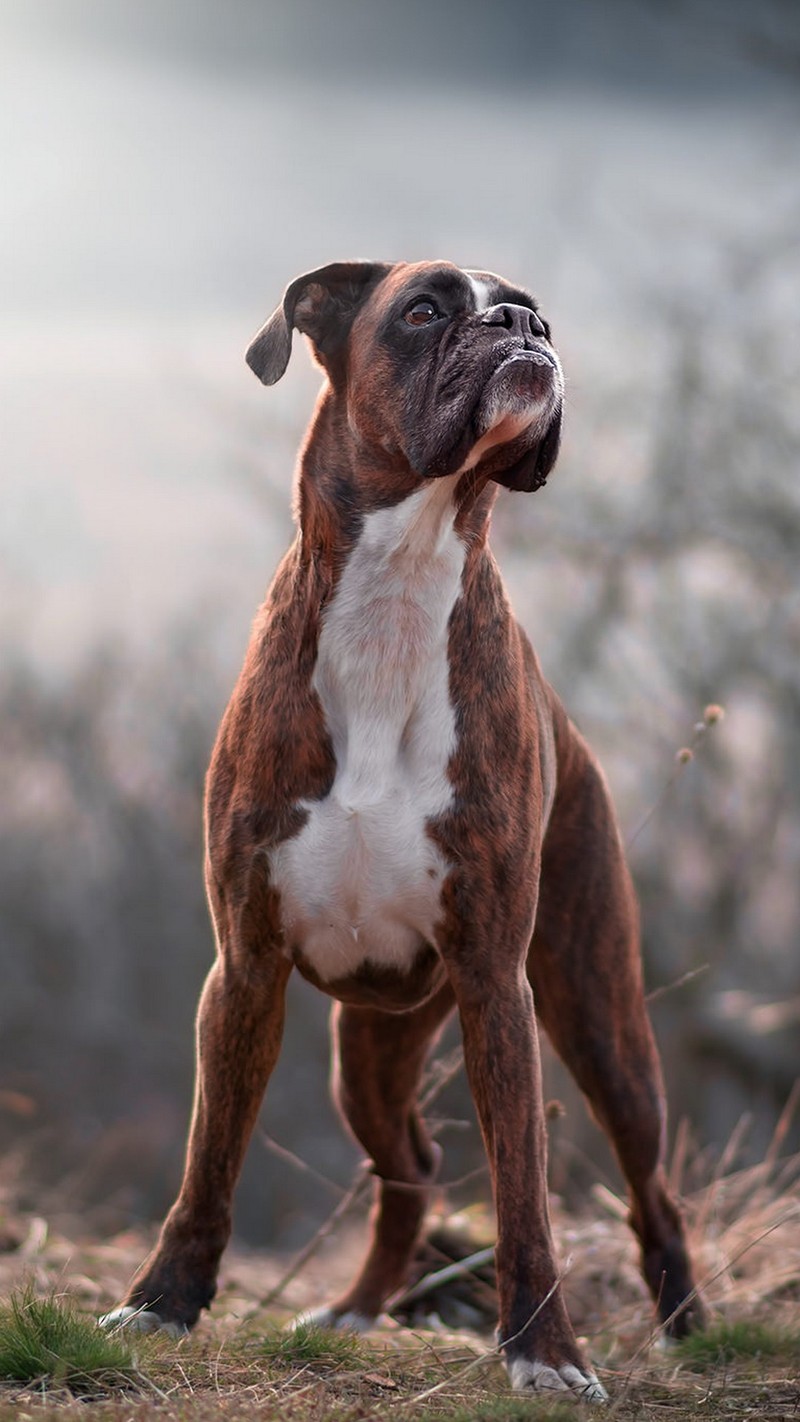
[
  {"xmin": 102, "ymin": 931, "xmax": 292, "ymax": 1336},
  {"xmin": 451, "ymin": 965, "xmax": 607, "ymax": 1402}
]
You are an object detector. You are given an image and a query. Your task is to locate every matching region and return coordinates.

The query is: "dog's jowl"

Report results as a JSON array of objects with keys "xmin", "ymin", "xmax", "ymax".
[{"xmin": 101, "ymin": 261, "xmax": 704, "ymax": 1399}]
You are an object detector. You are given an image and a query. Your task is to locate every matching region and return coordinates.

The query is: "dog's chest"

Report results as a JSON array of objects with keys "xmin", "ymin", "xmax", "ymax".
[{"xmin": 270, "ymin": 483, "xmax": 464, "ymax": 982}]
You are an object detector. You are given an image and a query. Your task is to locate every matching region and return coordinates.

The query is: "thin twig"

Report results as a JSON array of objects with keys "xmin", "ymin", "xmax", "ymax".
[
  {"xmin": 773, "ymin": 1150, "xmax": 800, "ymax": 1194},
  {"xmin": 645, "ymin": 964, "xmax": 709, "ymax": 1004},
  {"xmin": 405, "ymin": 1327, "xmax": 455, "ymax": 1371},
  {"xmin": 398, "ymin": 1259, "xmax": 573, "ymax": 1408},
  {"xmin": 764, "ymin": 1079, "xmax": 800, "ymax": 1170},
  {"xmin": 360, "ymin": 1163, "xmax": 488, "ymax": 1196},
  {"xmin": 258, "ymin": 1130, "xmax": 346, "ymax": 1198},
  {"xmin": 433, "ymin": 1163, "xmax": 489, "ymax": 1191},
  {"xmin": 626, "ymin": 758, "xmax": 694, "ymax": 850},
  {"xmin": 618, "ymin": 1204, "xmax": 800, "ymax": 1387},
  {"xmin": 173, "ymin": 1361, "xmax": 195, "ymax": 1395},
  {"xmin": 423, "ymin": 1115, "xmax": 472, "ymax": 1134},
  {"xmin": 240, "ymin": 1041, "xmax": 470, "ymax": 1321},
  {"xmin": 241, "ymin": 1162, "xmax": 373, "ymax": 1318},
  {"xmin": 387, "ymin": 1245, "xmax": 495, "ymax": 1311},
  {"xmin": 627, "ymin": 705, "xmax": 724, "ymax": 850},
  {"xmin": 418, "ymin": 1048, "xmax": 465, "ymax": 1112},
  {"xmin": 694, "ymin": 1112, "xmax": 753, "ymax": 1236},
  {"xmin": 668, "ymin": 1116, "xmax": 691, "ymax": 1195},
  {"xmin": 135, "ymin": 1368, "xmax": 170, "ymax": 1401}
]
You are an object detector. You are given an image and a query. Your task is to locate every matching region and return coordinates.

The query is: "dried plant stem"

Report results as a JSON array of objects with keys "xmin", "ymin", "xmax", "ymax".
[
  {"xmin": 764, "ymin": 1079, "xmax": 800, "ymax": 1170},
  {"xmin": 616, "ymin": 1203, "xmax": 800, "ymax": 1395},
  {"xmin": 243, "ymin": 1039, "xmax": 471, "ymax": 1321},
  {"xmin": 242, "ymin": 1163, "xmax": 373, "ymax": 1318},
  {"xmin": 668, "ymin": 1115, "xmax": 691, "ymax": 1195},
  {"xmin": 627, "ymin": 704, "xmax": 724, "ymax": 850},
  {"xmin": 645, "ymin": 964, "xmax": 709, "ymax": 1004},
  {"xmin": 258, "ymin": 1131, "xmax": 346, "ymax": 1198},
  {"xmin": 418, "ymin": 1047, "xmax": 465, "ymax": 1112},
  {"xmin": 694, "ymin": 1112, "xmax": 753, "ymax": 1236},
  {"xmin": 399, "ymin": 1260, "xmax": 573, "ymax": 1408},
  {"xmin": 386, "ymin": 1245, "xmax": 495, "ymax": 1311}
]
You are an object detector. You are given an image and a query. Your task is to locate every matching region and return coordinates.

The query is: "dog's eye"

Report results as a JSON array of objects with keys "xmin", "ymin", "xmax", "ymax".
[{"xmin": 404, "ymin": 300, "xmax": 439, "ymax": 327}]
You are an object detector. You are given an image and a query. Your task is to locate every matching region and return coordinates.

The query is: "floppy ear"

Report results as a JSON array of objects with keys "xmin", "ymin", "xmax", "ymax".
[
  {"xmin": 245, "ymin": 260, "xmax": 390, "ymax": 386},
  {"xmin": 493, "ymin": 400, "xmax": 563, "ymax": 492}
]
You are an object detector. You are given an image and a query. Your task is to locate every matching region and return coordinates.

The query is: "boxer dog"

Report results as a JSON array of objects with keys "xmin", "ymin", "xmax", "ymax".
[{"xmin": 102, "ymin": 261, "xmax": 704, "ymax": 1399}]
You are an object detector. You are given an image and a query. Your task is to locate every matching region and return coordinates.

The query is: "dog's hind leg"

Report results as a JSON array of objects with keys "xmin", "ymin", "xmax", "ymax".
[
  {"xmin": 527, "ymin": 716, "xmax": 705, "ymax": 1338},
  {"xmin": 301, "ymin": 982, "xmax": 455, "ymax": 1330}
]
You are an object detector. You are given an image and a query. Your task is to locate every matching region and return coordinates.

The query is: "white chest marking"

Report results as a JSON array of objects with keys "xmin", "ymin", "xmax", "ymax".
[{"xmin": 271, "ymin": 478, "xmax": 465, "ymax": 981}]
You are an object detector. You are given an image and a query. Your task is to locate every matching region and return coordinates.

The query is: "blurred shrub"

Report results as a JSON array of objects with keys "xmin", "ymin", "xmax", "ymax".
[
  {"xmin": 1, "ymin": 234, "xmax": 798, "ymax": 1242},
  {"xmin": 0, "ymin": 638, "xmax": 345, "ymax": 1241}
]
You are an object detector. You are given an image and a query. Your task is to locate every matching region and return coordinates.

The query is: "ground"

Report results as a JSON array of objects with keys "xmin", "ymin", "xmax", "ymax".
[{"xmin": 0, "ymin": 1147, "xmax": 797, "ymax": 1421}]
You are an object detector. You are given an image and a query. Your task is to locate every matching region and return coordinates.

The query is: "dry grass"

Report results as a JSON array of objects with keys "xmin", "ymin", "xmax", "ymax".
[{"xmin": 0, "ymin": 1122, "xmax": 797, "ymax": 1421}]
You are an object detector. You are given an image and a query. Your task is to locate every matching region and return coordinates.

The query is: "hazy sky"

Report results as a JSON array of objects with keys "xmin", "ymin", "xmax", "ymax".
[{"xmin": 2, "ymin": 0, "xmax": 797, "ymax": 667}]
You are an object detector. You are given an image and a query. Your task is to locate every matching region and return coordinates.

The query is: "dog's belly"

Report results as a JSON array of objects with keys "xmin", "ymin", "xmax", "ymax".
[{"xmin": 271, "ymin": 787, "xmax": 448, "ymax": 981}]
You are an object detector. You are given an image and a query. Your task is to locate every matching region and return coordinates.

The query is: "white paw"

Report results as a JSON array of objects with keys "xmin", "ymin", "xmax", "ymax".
[
  {"xmin": 290, "ymin": 1305, "xmax": 374, "ymax": 1334},
  {"xmin": 653, "ymin": 1331, "xmax": 679, "ymax": 1353},
  {"xmin": 508, "ymin": 1357, "xmax": 608, "ymax": 1403},
  {"xmin": 99, "ymin": 1305, "xmax": 188, "ymax": 1340}
]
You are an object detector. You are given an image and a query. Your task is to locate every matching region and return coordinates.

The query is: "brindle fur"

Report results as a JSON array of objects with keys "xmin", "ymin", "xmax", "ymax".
[{"xmin": 106, "ymin": 261, "xmax": 703, "ymax": 1394}]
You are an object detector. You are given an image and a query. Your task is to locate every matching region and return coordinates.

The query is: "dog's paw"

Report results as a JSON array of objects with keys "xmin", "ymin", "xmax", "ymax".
[
  {"xmin": 653, "ymin": 1332, "xmax": 678, "ymax": 1355},
  {"xmin": 290, "ymin": 1305, "xmax": 375, "ymax": 1335},
  {"xmin": 98, "ymin": 1305, "xmax": 189, "ymax": 1340},
  {"xmin": 508, "ymin": 1357, "xmax": 608, "ymax": 1403}
]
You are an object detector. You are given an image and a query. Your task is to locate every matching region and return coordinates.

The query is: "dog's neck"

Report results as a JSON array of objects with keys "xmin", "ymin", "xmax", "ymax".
[
  {"xmin": 294, "ymin": 386, "xmax": 499, "ymax": 579},
  {"xmin": 309, "ymin": 472, "xmax": 465, "ymax": 805}
]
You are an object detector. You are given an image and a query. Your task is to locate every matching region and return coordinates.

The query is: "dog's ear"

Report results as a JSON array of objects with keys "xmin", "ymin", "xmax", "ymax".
[
  {"xmin": 493, "ymin": 401, "xmax": 563, "ymax": 492},
  {"xmin": 246, "ymin": 261, "xmax": 390, "ymax": 385}
]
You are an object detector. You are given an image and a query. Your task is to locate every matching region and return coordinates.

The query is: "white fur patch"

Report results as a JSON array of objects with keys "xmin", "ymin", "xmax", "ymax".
[
  {"xmin": 291, "ymin": 1306, "xmax": 374, "ymax": 1334},
  {"xmin": 508, "ymin": 1357, "xmax": 608, "ymax": 1403},
  {"xmin": 467, "ymin": 273, "xmax": 494, "ymax": 312},
  {"xmin": 271, "ymin": 477, "xmax": 464, "ymax": 982},
  {"xmin": 99, "ymin": 1305, "xmax": 188, "ymax": 1339},
  {"xmin": 456, "ymin": 406, "xmax": 540, "ymax": 474}
]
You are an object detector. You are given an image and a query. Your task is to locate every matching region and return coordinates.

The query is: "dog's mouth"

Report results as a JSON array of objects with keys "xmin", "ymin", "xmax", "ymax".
[
  {"xmin": 496, "ymin": 346, "xmax": 558, "ymax": 371},
  {"xmin": 413, "ymin": 336, "xmax": 562, "ymax": 481},
  {"xmin": 474, "ymin": 346, "xmax": 559, "ymax": 431},
  {"xmin": 488, "ymin": 347, "xmax": 559, "ymax": 392}
]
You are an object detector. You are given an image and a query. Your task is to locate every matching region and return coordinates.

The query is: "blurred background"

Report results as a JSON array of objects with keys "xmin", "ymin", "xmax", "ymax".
[{"xmin": 1, "ymin": 0, "xmax": 798, "ymax": 1249}]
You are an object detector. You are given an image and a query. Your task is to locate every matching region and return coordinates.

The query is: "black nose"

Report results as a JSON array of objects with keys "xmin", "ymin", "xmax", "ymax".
[{"xmin": 482, "ymin": 303, "xmax": 546, "ymax": 340}]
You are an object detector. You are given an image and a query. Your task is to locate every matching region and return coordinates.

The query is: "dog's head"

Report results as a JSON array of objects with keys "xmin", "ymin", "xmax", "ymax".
[{"xmin": 246, "ymin": 259, "xmax": 563, "ymax": 492}]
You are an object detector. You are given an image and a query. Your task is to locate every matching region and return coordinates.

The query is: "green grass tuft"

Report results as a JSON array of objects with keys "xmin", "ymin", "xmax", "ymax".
[
  {"xmin": 677, "ymin": 1317, "xmax": 800, "ymax": 1369},
  {"xmin": 0, "ymin": 1284, "xmax": 142, "ymax": 1394},
  {"xmin": 253, "ymin": 1318, "xmax": 370, "ymax": 1369}
]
